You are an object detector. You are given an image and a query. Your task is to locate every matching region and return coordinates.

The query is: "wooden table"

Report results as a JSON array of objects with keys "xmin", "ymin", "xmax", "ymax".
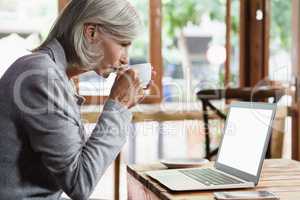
[{"xmin": 127, "ymin": 159, "xmax": 300, "ymax": 200}]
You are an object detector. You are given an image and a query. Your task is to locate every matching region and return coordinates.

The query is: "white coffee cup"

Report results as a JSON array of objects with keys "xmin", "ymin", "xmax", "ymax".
[{"xmin": 130, "ymin": 63, "xmax": 152, "ymax": 88}]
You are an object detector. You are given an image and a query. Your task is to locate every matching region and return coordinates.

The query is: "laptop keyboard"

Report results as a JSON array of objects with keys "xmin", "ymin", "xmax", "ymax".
[{"xmin": 180, "ymin": 168, "xmax": 243, "ymax": 186}]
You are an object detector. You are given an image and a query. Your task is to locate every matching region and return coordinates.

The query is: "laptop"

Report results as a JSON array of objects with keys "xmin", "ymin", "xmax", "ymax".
[{"xmin": 146, "ymin": 102, "xmax": 277, "ymax": 191}]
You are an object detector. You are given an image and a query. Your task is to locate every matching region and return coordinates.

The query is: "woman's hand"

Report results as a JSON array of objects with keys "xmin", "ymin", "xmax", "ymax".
[{"xmin": 108, "ymin": 69, "xmax": 145, "ymax": 109}]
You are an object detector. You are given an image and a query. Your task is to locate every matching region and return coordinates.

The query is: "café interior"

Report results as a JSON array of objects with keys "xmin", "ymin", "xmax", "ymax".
[{"xmin": 1, "ymin": 0, "xmax": 300, "ymax": 199}]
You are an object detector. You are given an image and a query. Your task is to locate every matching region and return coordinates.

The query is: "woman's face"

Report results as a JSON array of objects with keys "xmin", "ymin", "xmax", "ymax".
[
  {"xmin": 93, "ymin": 33, "xmax": 131, "ymax": 78},
  {"xmin": 83, "ymin": 24, "xmax": 132, "ymax": 78}
]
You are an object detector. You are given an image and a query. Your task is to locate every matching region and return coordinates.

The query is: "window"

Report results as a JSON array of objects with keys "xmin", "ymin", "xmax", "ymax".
[
  {"xmin": 76, "ymin": 0, "xmax": 240, "ymax": 105},
  {"xmin": 0, "ymin": 0, "xmax": 57, "ymax": 38},
  {"xmin": 0, "ymin": 0, "xmax": 57, "ymax": 77},
  {"xmin": 127, "ymin": 0, "xmax": 242, "ymax": 162},
  {"xmin": 161, "ymin": 0, "xmax": 240, "ymax": 103},
  {"xmin": 269, "ymin": 0, "xmax": 292, "ymax": 83}
]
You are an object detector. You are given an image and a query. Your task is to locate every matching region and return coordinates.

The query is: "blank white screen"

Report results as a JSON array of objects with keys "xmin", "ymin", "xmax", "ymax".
[{"xmin": 217, "ymin": 107, "xmax": 273, "ymax": 176}]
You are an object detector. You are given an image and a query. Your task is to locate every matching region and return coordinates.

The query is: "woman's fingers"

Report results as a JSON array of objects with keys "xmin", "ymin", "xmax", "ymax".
[
  {"xmin": 144, "ymin": 68, "xmax": 156, "ymax": 89},
  {"xmin": 135, "ymin": 86, "xmax": 145, "ymax": 103},
  {"xmin": 145, "ymin": 80, "xmax": 154, "ymax": 90},
  {"xmin": 109, "ymin": 68, "xmax": 145, "ymax": 109}
]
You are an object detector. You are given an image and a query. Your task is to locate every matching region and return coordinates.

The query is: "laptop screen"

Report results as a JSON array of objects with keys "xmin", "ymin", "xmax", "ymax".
[{"xmin": 217, "ymin": 106, "xmax": 273, "ymax": 176}]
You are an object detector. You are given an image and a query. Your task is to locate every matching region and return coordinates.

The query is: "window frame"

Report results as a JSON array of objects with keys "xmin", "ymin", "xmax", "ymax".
[
  {"xmin": 291, "ymin": 0, "xmax": 300, "ymax": 160},
  {"xmin": 58, "ymin": 0, "xmax": 271, "ymax": 104}
]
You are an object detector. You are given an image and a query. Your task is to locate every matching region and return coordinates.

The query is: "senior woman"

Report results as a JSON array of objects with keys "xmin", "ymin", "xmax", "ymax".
[{"xmin": 0, "ymin": 0, "xmax": 147, "ymax": 200}]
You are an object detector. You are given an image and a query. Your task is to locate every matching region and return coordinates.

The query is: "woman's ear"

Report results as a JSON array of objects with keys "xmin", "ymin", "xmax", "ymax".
[{"xmin": 84, "ymin": 24, "xmax": 98, "ymax": 43}]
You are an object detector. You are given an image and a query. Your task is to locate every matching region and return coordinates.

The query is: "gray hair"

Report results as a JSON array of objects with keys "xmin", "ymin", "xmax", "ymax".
[{"xmin": 35, "ymin": 0, "xmax": 142, "ymax": 68}]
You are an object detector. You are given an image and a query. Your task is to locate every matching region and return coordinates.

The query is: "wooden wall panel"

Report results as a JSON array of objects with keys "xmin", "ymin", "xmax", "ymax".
[
  {"xmin": 291, "ymin": 0, "xmax": 300, "ymax": 160},
  {"xmin": 239, "ymin": 0, "xmax": 270, "ymax": 87},
  {"xmin": 145, "ymin": 0, "xmax": 163, "ymax": 104},
  {"xmin": 225, "ymin": 0, "xmax": 232, "ymax": 87}
]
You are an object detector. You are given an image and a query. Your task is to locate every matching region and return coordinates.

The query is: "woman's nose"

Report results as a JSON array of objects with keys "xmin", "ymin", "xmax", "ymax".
[{"xmin": 120, "ymin": 56, "xmax": 129, "ymax": 65}]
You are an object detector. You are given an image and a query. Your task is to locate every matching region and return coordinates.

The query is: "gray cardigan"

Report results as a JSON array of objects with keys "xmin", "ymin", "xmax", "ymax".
[{"xmin": 0, "ymin": 39, "xmax": 132, "ymax": 200}]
